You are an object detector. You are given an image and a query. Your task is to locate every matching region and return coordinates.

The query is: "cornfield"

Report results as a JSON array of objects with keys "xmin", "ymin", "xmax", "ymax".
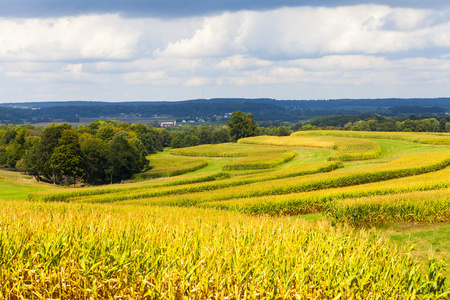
[
  {"xmin": 132, "ymin": 156, "xmax": 208, "ymax": 180},
  {"xmin": 3, "ymin": 132, "xmax": 450, "ymax": 298},
  {"xmin": 0, "ymin": 202, "xmax": 447, "ymax": 299},
  {"xmin": 241, "ymin": 135, "xmax": 382, "ymax": 161},
  {"xmin": 292, "ymin": 130, "xmax": 450, "ymax": 145}
]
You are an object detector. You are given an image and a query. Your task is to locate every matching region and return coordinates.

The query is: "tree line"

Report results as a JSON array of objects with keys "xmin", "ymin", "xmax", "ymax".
[
  {"xmin": 2, "ymin": 112, "xmax": 449, "ymax": 185},
  {"xmin": 0, "ymin": 112, "xmax": 260, "ymax": 185},
  {"xmin": 295, "ymin": 115, "xmax": 450, "ymax": 132},
  {"xmin": 0, "ymin": 121, "xmax": 156, "ymax": 185}
]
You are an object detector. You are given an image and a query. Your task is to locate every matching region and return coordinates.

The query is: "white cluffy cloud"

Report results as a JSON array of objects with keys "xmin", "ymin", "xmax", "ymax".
[
  {"xmin": 155, "ymin": 5, "xmax": 450, "ymax": 59},
  {"xmin": 0, "ymin": 14, "xmax": 140, "ymax": 61},
  {"xmin": 1, "ymin": 5, "xmax": 450, "ymax": 101}
]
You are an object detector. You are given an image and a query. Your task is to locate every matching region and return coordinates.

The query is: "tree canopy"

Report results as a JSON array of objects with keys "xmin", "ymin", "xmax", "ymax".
[{"xmin": 227, "ymin": 111, "xmax": 259, "ymax": 141}]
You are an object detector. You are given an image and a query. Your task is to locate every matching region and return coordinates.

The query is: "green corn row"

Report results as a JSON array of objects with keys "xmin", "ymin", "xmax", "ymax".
[
  {"xmin": 45, "ymin": 151, "xmax": 450, "ymax": 206},
  {"xmin": 222, "ymin": 150, "xmax": 296, "ymax": 170},
  {"xmin": 324, "ymin": 188, "xmax": 450, "ymax": 226},
  {"xmin": 199, "ymin": 162, "xmax": 450, "ymax": 217},
  {"xmin": 327, "ymin": 139, "xmax": 382, "ymax": 161},
  {"xmin": 169, "ymin": 144, "xmax": 251, "ymax": 157},
  {"xmin": 171, "ymin": 143, "xmax": 297, "ymax": 170},
  {"xmin": 132, "ymin": 160, "xmax": 208, "ymax": 180},
  {"xmin": 28, "ymin": 172, "xmax": 231, "ymax": 202},
  {"xmin": 45, "ymin": 162, "xmax": 343, "ymax": 204}
]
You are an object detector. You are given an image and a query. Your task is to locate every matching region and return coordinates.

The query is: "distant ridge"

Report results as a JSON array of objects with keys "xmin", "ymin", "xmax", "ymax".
[
  {"xmin": 1, "ymin": 98, "xmax": 449, "ymax": 124},
  {"xmin": 2, "ymin": 97, "xmax": 450, "ymax": 109}
]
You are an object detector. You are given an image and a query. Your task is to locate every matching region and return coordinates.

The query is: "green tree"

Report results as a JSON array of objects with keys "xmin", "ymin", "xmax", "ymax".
[
  {"xmin": 80, "ymin": 137, "xmax": 108, "ymax": 185},
  {"xmin": 211, "ymin": 127, "xmax": 231, "ymax": 144},
  {"xmin": 106, "ymin": 132, "xmax": 146, "ymax": 184},
  {"xmin": 23, "ymin": 136, "xmax": 44, "ymax": 181},
  {"xmin": 96, "ymin": 126, "xmax": 117, "ymax": 142},
  {"xmin": 439, "ymin": 118, "xmax": 447, "ymax": 132},
  {"xmin": 227, "ymin": 111, "xmax": 259, "ymax": 141},
  {"xmin": 49, "ymin": 130, "xmax": 84, "ymax": 185},
  {"xmin": 169, "ymin": 132, "xmax": 200, "ymax": 148},
  {"xmin": 130, "ymin": 124, "xmax": 162, "ymax": 154},
  {"xmin": 275, "ymin": 126, "xmax": 290, "ymax": 136},
  {"xmin": 157, "ymin": 128, "xmax": 172, "ymax": 147},
  {"xmin": 39, "ymin": 123, "xmax": 71, "ymax": 180}
]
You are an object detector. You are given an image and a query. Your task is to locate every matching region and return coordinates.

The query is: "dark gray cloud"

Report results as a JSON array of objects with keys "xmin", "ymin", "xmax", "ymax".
[{"xmin": 2, "ymin": 0, "xmax": 449, "ymax": 18}]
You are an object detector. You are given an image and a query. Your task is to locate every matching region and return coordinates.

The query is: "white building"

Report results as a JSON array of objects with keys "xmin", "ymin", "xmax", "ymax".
[{"xmin": 160, "ymin": 121, "xmax": 176, "ymax": 127}]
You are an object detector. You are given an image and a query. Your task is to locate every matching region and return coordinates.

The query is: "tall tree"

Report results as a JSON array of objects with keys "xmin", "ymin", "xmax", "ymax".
[
  {"xmin": 227, "ymin": 111, "xmax": 259, "ymax": 141},
  {"xmin": 23, "ymin": 136, "xmax": 44, "ymax": 181},
  {"xmin": 40, "ymin": 123, "xmax": 71, "ymax": 180},
  {"xmin": 106, "ymin": 132, "xmax": 146, "ymax": 184},
  {"xmin": 80, "ymin": 137, "xmax": 108, "ymax": 185},
  {"xmin": 49, "ymin": 129, "xmax": 84, "ymax": 185}
]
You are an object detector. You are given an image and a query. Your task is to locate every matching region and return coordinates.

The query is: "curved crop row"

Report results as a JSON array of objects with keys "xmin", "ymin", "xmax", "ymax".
[
  {"xmin": 292, "ymin": 130, "xmax": 450, "ymax": 145},
  {"xmin": 132, "ymin": 157, "xmax": 208, "ymax": 180},
  {"xmin": 222, "ymin": 149, "xmax": 295, "ymax": 170},
  {"xmin": 170, "ymin": 143, "xmax": 297, "ymax": 170},
  {"xmin": 169, "ymin": 144, "xmax": 251, "ymax": 157},
  {"xmin": 104, "ymin": 152, "xmax": 450, "ymax": 207},
  {"xmin": 28, "ymin": 172, "xmax": 231, "ymax": 202},
  {"xmin": 199, "ymin": 165, "xmax": 450, "ymax": 216},
  {"xmin": 40, "ymin": 161, "xmax": 343, "ymax": 204},
  {"xmin": 324, "ymin": 188, "xmax": 450, "ymax": 226},
  {"xmin": 327, "ymin": 138, "xmax": 382, "ymax": 161},
  {"xmin": 240, "ymin": 135, "xmax": 382, "ymax": 161}
]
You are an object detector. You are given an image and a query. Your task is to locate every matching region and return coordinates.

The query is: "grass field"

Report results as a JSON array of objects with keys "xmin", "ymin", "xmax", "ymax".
[{"xmin": 1, "ymin": 131, "xmax": 450, "ymax": 297}]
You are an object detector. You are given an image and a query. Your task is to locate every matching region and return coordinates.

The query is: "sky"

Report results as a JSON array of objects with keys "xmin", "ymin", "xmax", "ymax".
[{"xmin": 1, "ymin": 0, "xmax": 450, "ymax": 102}]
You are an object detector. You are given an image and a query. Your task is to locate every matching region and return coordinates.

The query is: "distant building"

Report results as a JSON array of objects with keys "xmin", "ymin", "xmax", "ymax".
[{"xmin": 160, "ymin": 121, "xmax": 176, "ymax": 127}]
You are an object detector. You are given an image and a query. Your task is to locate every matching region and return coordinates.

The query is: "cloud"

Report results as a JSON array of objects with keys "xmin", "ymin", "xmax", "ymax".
[
  {"xmin": 216, "ymin": 55, "xmax": 272, "ymax": 71},
  {"xmin": 1, "ymin": 4, "xmax": 450, "ymax": 102},
  {"xmin": 2, "ymin": 0, "xmax": 449, "ymax": 19},
  {"xmin": 154, "ymin": 12, "xmax": 248, "ymax": 58},
  {"xmin": 184, "ymin": 77, "xmax": 211, "ymax": 86},
  {"xmin": 155, "ymin": 6, "xmax": 450, "ymax": 60},
  {"xmin": 0, "ymin": 14, "xmax": 139, "ymax": 61},
  {"xmin": 122, "ymin": 71, "xmax": 178, "ymax": 85}
]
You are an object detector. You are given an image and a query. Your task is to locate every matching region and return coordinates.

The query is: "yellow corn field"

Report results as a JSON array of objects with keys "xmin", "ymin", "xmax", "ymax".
[
  {"xmin": 3, "ymin": 131, "xmax": 450, "ymax": 298},
  {"xmin": 292, "ymin": 130, "xmax": 450, "ymax": 145},
  {"xmin": 0, "ymin": 202, "xmax": 447, "ymax": 298},
  {"xmin": 241, "ymin": 135, "xmax": 382, "ymax": 161}
]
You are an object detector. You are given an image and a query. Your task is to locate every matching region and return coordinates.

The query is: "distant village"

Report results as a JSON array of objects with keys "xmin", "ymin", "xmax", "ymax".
[{"xmin": 160, "ymin": 113, "xmax": 232, "ymax": 127}]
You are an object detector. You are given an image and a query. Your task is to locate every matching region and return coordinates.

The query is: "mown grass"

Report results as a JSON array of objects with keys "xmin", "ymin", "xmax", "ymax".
[
  {"xmin": 386, "ymin": 222, "xmax": 450, "ymax": 291},
  {"xmin": 0, "ymin": 169, "xmax": 58, "ymax": 201}
]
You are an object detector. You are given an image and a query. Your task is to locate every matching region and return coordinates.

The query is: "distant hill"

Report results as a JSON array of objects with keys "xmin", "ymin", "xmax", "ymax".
[{"xmin": 1, "ymin": 98, "xmax": 449, "ymax": 125}]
